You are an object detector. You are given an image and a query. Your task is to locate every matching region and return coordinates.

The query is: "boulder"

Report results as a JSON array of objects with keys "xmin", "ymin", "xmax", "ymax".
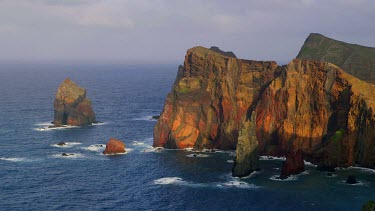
[
  {"xmin": 52, "ymin": 78, "xmax": 96, "ymax": 126},
  {"xmin": 103, "ymin": 138, "xmax": 126, "ymax": 155},
  {"xmin": 346, "ymin": 175, "xmax": 357, "ymax": 184},
  {"xmin": 279, "ymin": 151, "xmax": 305, "ymax": 179}
]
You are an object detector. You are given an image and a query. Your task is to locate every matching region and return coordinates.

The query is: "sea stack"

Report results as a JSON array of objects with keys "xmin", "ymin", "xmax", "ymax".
[
  {"xmin": 52, "ymin": 78, "xmax": 96, "ymax": 127},
  {"xmin": 103, "ymin": 138, "xmax": 126, "ymax": 155}
]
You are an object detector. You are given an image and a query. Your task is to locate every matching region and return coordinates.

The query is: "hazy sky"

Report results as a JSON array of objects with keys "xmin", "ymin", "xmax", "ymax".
[{"xmin": 0, "ymin": 0, "xmax": 374, "ymax": 63}]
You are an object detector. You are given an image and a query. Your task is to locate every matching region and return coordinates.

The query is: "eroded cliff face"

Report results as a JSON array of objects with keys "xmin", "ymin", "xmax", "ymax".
[
  {"xmin": 52, "ymin": 78, "xmax": 96, "ymax": 126},
  {"xmin": 153, "ymin": 46, "xmax": 280, "ymax": 149},
  {"xmin": 234, "ymin": 59, "xmax": 375, "ymax": 175},
  {"xmin": 154, "ymin": 46, "xmax": 375, "ymax": 177}
]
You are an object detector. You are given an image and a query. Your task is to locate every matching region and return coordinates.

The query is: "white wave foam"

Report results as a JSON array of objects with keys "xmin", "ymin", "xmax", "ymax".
[
  {"xmin": 51, "ymin": 142, "xmax": 82, "ymax": 148},
  {"xmin": 82, "ymin": 144, "xmax": 106, "ymax": 152},
  {"xmin": 132, "ymin": 141, "xmax": 146, "ymax": 146},
  {"xmin": 304, "ymin": 160, "xmax": 317, "ymax": 167},
  {"xmin": 186, "ymin": 153, "xmax": 210, "ymax": 158},
  {"xmin": 35, "ymin": 122, "xmax": 52, "ymax": 126},
  {"xmin": 339, "ymin": 180, "xmax": 367, "ymax": 186},
  {"xmin": 301, "ymin": 170, "xmax": 309, "ymax": 175},
  {"xmin": 91, "ymin": 122, "xmax": 108, "ymax": 126},
  {"xmin": 218, "ymin": 180, "xmax": 259, "ymax": 189},
  {"xmin": 260, "ymin": 156, "xmax": 286, "ymax": 161},
  {"xmin": 34, "ymin": 125, "xmax": 78, "ymax": 131},
  {"xmin": 202, "ymin": 149, "xmax": 221, "ymax": 153},
  {"xmin": 270, "ymin": 174, "xmax": 298, "ymax": 181},
  {"xmin": 103, "ymin": 148, "xmax": 132, "ymax": 156},
  {"xmin": 0, "ymin": 157, "xmax": 27, "ymax": 162},
  {"xmin": 154, "ymin": 177, "xmax": 184, "ymax": 185},
  {"xmin": 347, "ymin": 166, "xmax": 375, "ymax": 174},
  {"xmin": 154, "ymin": 176, "xmax": 260, "ymax": 189},
  {"xmin": 51, "ymin": 153, "xmax": 84, "ymax": 159},
  {"xmin": 227, "ymin": 159, "xmax": 234, "ymax": 163},
  {"xmin": 133, "ymin": 116, "xmax": 158, "ymax": 121},
  {"xmin": 142, "ymin": 147, "xmax": 164, "ymax": 153}
]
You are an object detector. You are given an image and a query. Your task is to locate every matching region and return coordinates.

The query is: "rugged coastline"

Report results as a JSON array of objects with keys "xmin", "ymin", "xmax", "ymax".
[{"xmin": 153, "ymin": 41, "xmax": 375, "ymax": 178}]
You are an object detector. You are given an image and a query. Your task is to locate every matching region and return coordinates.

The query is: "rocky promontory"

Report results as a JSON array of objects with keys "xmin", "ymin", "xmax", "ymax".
[
  {"xmin": 52, "ymin": 78, "xmax": 96, "ymax": 126},
  {"xmin": 154, "ymin": 43, "xmax": 375, "ymax": 177}
]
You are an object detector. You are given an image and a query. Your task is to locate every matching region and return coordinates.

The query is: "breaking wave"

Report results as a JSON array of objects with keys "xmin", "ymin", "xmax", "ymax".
[{"xmin": 50, "ymin": 142, "xmax": 82, "ymax": 148}]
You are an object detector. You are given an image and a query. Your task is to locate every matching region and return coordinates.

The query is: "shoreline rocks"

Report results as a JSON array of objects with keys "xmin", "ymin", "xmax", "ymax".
[
  {"xmin": 346, "ymin": 175, "xmax": 357, "ymax": 184},
  {"xmin": 279, "ymin": 151, "xmax": 305, "ymax": 179},
  {"xmin": 103, "ymin": 138, "xmax": 126, "ymax": 155}
]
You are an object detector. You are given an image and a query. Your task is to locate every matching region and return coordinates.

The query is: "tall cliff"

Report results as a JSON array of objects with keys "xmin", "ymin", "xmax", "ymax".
[
  {"xmin": 153, "ymin": 46, "xmax": 281, "ymax": 149},
  {"xmin": 154, "ymin": 46, "xmax": 375, "ymax": 177},
  {"xmin": 297, "ymin": 33, "xmax": 375, "ymax": 84},
  {"xmin": 52, "ymin": 78, "xmax": 96, "ymax": 126}
]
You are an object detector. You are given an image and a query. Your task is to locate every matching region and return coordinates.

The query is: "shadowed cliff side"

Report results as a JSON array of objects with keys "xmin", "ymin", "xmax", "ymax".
[
  {"xmin": 232, "ymin": 59, "xmax": 375, "ymax": 176},
  {"xmin": 297, "ymin": 33, "xmax": 375, "ymax": 84}
]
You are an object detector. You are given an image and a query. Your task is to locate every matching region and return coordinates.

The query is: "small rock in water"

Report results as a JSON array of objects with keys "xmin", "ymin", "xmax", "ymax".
[
  {"xmin": 61, "ymin": 153, "xmax": 73, "ymax": 157},
  {"xmin": 346, "ymin": 175, "xmax": 357, "ymax": 184},
  {"xmin": 210, "ymin": 149, "xmax": 215, "ymax": 153},
  {"xmin": 327, "ymin": 173, "xmax": 333, "ymax": 177},
  {"xmin": 193, "ymin": 154, "xmax": 198, "ymax": 157},
  {"xmin": 57, "ymin": 142, "xmax": 66, "ymax": 146},
  {"xmin": 103, "ymin": 138, "xmax": 126, "ymax": 155},
  {"xmin": 151, "ymin": 115, "xmax": 160, "ymax": 120}
]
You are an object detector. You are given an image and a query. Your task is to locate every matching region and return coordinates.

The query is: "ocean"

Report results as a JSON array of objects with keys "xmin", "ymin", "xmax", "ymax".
[{"xmin": 0, "ymin": 62, "xmax": 374, "ymax": 210}]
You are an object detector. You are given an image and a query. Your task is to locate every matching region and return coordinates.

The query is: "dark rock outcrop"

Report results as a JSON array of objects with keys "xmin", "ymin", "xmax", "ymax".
[
  {"xmin": 57, "ymin": 142, "xmax": 66, "ymax": 146},
  {"xmin": 279, "ymin": 151, "xmax": 305, "ymax": 179},
  {"xmin": 154, "ymin": 44, "xmax": 375, "ymax": 177},
  {"xmin": 346, "ymin": 175, "xmax": 357, "ymax": 184},
  {"xmin": 103, "ymin": 138, "xmax": 126, "ymax": 155},
  {"xmin": 209, "ymin": 46, "xmax": 237, "ymax": 58},
  {"xmin": 61, "ymin": 153, "xmax": 74, "ymax": 157},
  {"xmin": 297, "ymin": 33, "xmax": 375, "ymax": 84},
  {"xmin": 52, "ymin": 78, "xmax": 96, "ymax": 126}
]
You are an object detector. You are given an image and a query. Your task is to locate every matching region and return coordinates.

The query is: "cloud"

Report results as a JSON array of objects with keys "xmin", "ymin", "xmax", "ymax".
[{"xmin": 0, "ymin": 0, "xmax": 373, "ymax": 62}]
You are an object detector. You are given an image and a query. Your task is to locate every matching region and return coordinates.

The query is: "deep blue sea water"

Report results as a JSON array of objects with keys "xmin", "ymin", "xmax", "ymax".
[{"xmin": 0, "ymin": 62, "xmax": 374, "ymax": 210}]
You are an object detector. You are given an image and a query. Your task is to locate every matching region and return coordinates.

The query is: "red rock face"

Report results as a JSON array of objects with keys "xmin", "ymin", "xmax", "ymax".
[
  {"xmin": 103, "ymin": 138, "xmax": 126, "ymax": 155},
  {"xmin": 154, "ymin": 46, "xmax": 375, "ymax": 177},
  {"xmin": 153, "ymin": 46, "xmax": 280, "ymax": 149},
  {"xmin": 280, "ymin": 151, "xmax": 305, "ymax": 179},
  {"xmin": 53, "ymin": 78, "xmax": 96, "ymax": 126},
  {"xmin": 253, "ymin": 60, "xmax": 375, "ymax": 168}
]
